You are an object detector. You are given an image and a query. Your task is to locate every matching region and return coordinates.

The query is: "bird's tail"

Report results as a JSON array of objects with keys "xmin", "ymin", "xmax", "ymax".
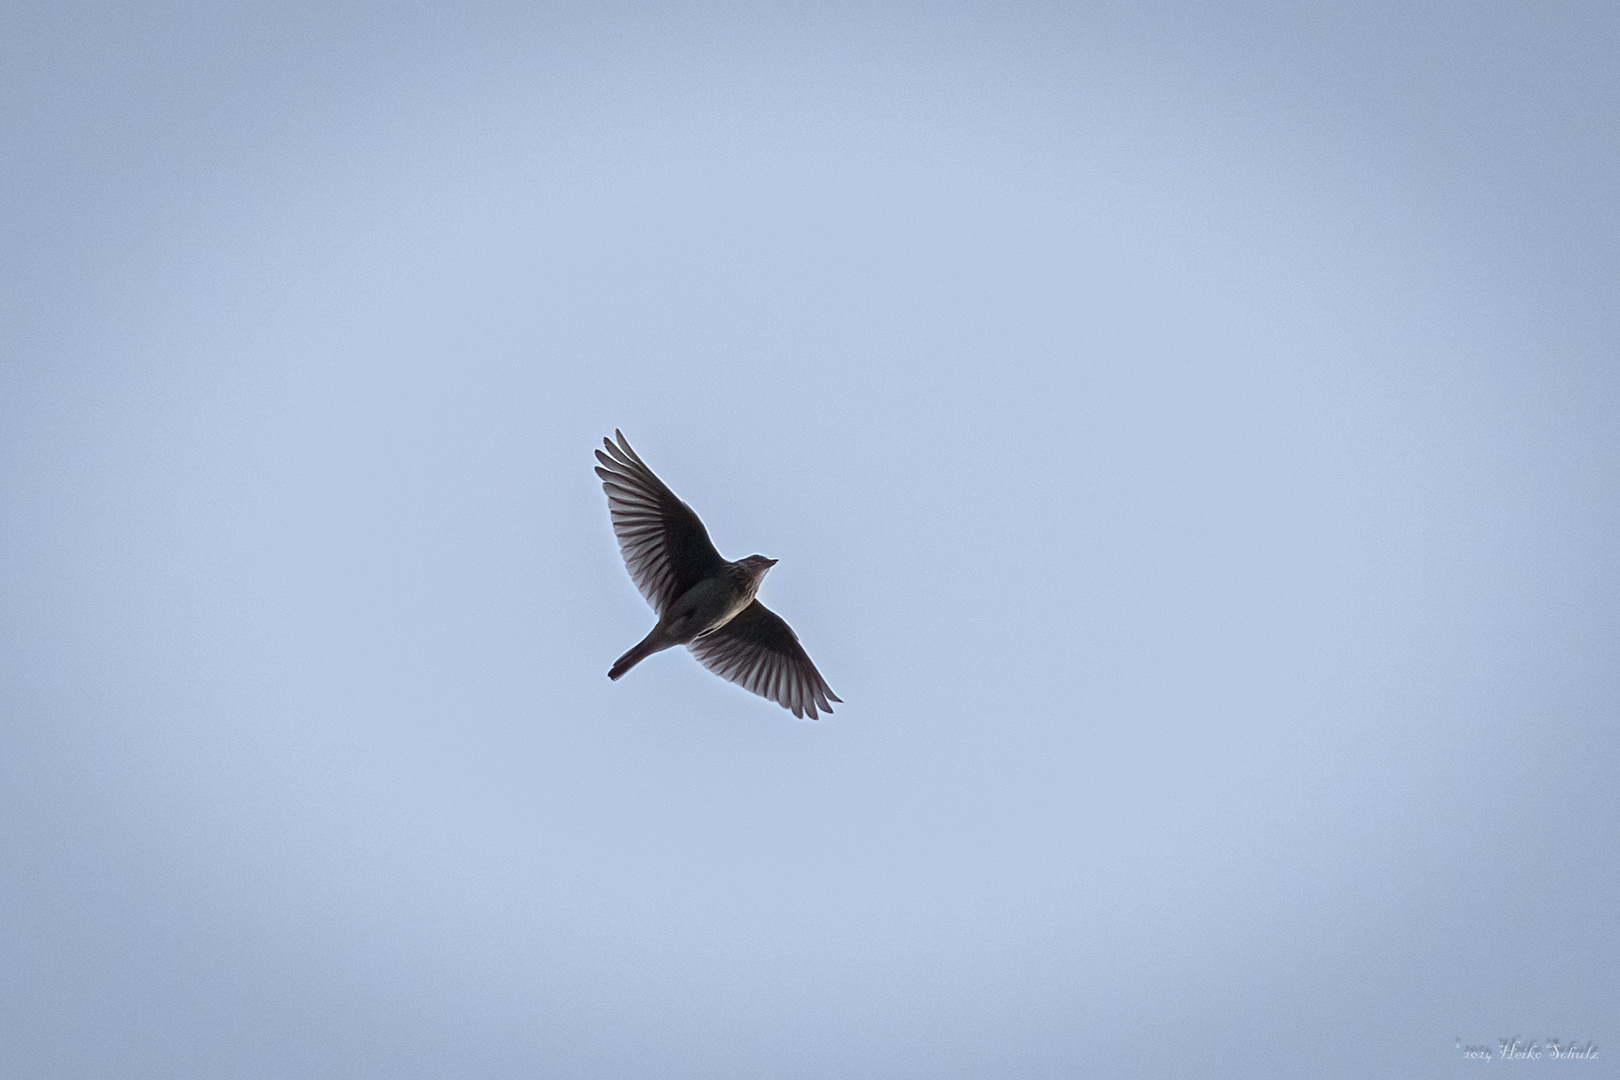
[{"xmin": 608, "ymin": 626, "xmax": 671, "ymax": 681}]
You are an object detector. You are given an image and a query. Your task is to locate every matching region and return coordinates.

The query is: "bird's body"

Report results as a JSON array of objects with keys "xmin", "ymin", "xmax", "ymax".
[
  {"xmin": 606, "ymin": 558, "xmax": 769, "ymax": 679},
  {"xmin": 595, "ymin": 431, "xmax": 839, "ymax": 719}
]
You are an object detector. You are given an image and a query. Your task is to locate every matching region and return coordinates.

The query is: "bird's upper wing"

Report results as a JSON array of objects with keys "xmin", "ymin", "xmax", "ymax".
[
  {"xmin": 595, "ymin": 431, "xmax": 727, "ymax": 615},
  {"xmin": 688, "ymin": 600, "xmax": 841, "ymax": 720}
]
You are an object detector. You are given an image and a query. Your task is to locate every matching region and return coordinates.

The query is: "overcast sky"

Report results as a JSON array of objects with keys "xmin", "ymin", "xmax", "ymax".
[{"xmin": 2, "ymin": 2, "xmax": 1616, "ymax": 1077}]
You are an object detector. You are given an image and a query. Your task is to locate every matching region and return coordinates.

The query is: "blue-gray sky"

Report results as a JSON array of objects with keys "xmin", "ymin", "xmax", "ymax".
[{"xmin": 2, "ymin": 3, "xmax": 1616, "ymax": 1077}]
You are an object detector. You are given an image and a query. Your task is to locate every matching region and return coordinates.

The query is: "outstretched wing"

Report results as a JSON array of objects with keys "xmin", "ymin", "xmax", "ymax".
[
  {"xmin": 595, "ymin": 430, "xmax": 727, "ymax": 616},
  {"xmin": 688, "ymin": 600, "xmax": 841, "ymax": 720}
]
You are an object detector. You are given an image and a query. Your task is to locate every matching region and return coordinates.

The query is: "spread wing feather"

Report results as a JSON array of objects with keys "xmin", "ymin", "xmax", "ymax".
[
  {"xmin": 595, "ymin": 431, "xmax": 726, "ymax": 616},
  {"xmin": 688, "ymin": 600, "xmax": 841, "ymax": 720}
]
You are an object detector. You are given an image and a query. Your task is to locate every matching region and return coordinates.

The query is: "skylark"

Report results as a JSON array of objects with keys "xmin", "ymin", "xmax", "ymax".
[{"xmin": 595, "ymin": 431, "xmax": 840, "ymax": 720}]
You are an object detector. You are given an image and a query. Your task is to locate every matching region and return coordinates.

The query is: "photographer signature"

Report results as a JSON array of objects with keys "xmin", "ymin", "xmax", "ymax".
[{"xmin": 1456, "ymin": 1037, "xmax": 1598, "ymax": 1061}]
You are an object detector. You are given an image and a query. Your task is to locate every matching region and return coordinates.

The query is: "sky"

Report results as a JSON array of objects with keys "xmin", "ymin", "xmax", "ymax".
[{"xmin": 2, "ymin": 2, "xmax": 1616, "ymax": 1077}]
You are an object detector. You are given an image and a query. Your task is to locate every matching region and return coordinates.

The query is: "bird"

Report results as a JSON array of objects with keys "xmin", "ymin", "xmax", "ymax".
[{"xmin": 594, "ymin": 430, "xmax": 840, "ymax": 720}]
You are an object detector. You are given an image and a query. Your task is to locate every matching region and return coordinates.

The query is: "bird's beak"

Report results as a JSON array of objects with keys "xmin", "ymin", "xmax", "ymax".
[{"xmin": 766, "ymin": 558, "xmax": 779, "ymax": 567}]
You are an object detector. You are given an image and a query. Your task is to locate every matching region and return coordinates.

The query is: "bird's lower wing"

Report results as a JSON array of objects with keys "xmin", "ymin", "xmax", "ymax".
[{"xmin": 688, "ymin": 600, "xmax": 841, "ymax": 720}]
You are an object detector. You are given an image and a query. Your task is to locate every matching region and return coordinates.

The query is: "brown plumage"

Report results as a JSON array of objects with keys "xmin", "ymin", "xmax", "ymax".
[{"xmin": 595, "ymin": 431, "xmax": 840, "ymax": 720}]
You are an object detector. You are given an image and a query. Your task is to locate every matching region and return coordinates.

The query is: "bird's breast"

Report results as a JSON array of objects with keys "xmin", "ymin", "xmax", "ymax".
[{"xmin": 662, "ymin": 574, "xmax": 753, "ymax": 642}]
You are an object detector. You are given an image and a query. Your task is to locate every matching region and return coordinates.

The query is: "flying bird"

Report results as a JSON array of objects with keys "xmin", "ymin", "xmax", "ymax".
[{"xmin": 595, "ymin": 430, "xmax": 840, "ymax": 720}]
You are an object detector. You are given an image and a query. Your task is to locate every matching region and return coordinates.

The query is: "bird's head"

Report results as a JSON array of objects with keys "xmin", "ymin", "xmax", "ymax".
[{"xmin": 738, "ymin": 554, "xmax": 778, "ymax": 586}]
